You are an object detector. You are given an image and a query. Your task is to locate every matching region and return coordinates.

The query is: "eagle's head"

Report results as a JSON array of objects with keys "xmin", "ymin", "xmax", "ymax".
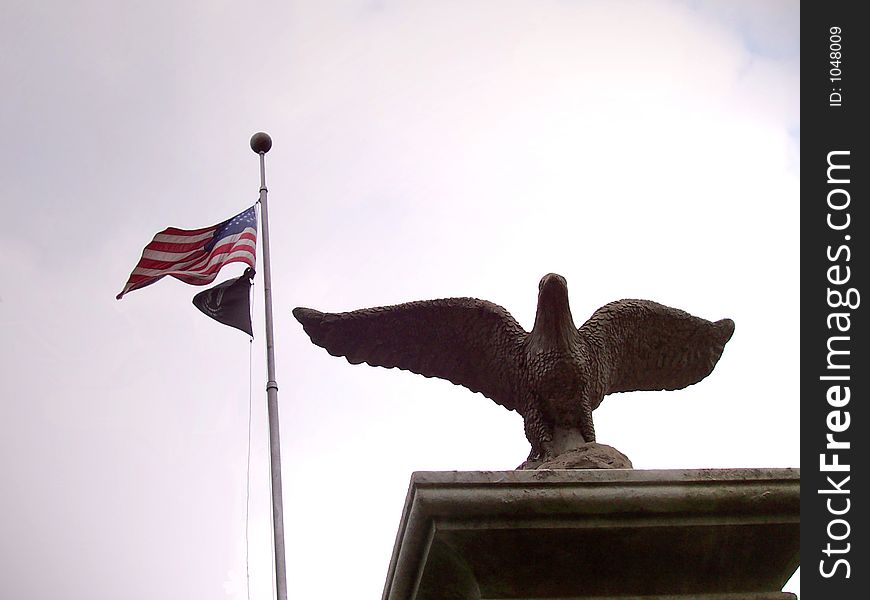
[
  {"xmin": 538, "ymin": 273, "xmax": 568, "ymax": 300},
  {"xmin": 531, "ymin": 273, "xmax": 578, "ymax": 347}
]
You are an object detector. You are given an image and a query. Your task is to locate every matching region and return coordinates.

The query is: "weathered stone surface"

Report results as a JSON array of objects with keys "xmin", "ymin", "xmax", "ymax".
[
  {"xmin": 382, "ymin": 468, "xmax": 800, "ymax": 600},
  {"xmin": 519, "ymin": 442, "xmax": 633, "ymax": 470}
]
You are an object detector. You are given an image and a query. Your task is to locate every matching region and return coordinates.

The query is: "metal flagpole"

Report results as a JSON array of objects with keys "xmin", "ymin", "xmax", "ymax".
[{"xmin": 250, "ymin": 132, "xmax": 287, "ymax": 600}]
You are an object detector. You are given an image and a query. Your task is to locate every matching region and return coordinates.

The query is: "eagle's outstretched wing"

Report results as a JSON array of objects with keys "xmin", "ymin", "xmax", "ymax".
[
  {"xmin": 578, "ymin": 299, "xmax": 734, "ymax": 406},
  {"xmin": 292, "ymin": 298, "xmax": 528, "ymax": 412}
]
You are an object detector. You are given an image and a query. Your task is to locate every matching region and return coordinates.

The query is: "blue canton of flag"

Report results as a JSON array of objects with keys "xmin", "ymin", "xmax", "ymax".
[{"xmin": 204, "ymin": 206, "xmax": 258, "ymax": 253}]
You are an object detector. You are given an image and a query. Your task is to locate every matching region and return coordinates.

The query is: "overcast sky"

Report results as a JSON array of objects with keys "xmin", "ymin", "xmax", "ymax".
[{"xmin": 1, "ymin": 1, "xmax": 799, "ymax": 598}]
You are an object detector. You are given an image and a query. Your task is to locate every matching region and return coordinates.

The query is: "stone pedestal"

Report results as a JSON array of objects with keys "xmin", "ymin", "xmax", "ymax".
[{"xmin": 382, "ymin": 468, "xmax": 799, "ymax": 600}]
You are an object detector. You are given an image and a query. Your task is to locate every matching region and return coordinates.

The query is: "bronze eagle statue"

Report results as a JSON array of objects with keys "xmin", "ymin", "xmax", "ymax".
[{"xmin": 293, "ymin": 274, "xmax": 734, "ymax": 462}]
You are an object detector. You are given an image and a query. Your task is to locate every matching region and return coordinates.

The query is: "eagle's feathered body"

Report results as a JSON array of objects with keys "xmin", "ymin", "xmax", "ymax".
[{"xmin": 293, "ymin": 274, "xmax": 734, "ymax": 461}]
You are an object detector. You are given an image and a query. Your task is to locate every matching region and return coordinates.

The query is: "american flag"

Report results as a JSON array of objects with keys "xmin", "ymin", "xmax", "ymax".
[{"xmin": 117, "ymin": 205, "xmax": 257, "ymax": 299}]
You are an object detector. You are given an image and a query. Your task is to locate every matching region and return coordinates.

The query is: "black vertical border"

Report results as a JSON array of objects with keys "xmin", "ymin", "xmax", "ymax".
[{"xmin": 801, "ymin": 2, "xmax": 867, "ymax": 598}]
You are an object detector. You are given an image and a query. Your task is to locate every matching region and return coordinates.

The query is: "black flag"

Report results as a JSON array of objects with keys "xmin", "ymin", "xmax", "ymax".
[{"xmin": 192, "ymin": 268, "xmax": 254, "ymax": 336}]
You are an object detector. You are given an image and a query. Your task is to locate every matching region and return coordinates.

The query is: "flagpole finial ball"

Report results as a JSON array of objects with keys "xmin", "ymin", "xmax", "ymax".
[{"xmin": 250, "ymin": 132, "xmax": 272, "ymax": 154}]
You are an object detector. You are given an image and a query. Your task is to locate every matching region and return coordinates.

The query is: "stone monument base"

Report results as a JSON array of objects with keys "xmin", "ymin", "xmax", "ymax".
[{"xmin": 382, "ymin": 468, "xmax": 799, "ymax": 600}]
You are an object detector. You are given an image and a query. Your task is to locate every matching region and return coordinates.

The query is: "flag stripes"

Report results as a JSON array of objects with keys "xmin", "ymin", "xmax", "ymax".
[{"xmin": 117, "ymin": 205, "xmax": 257, "ymax": 299}]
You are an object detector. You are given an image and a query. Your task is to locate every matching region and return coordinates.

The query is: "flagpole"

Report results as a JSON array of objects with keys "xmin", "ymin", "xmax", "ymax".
[{"xmin": 250, "ymin": 132, "xmax": 287, "ymax": 600}]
